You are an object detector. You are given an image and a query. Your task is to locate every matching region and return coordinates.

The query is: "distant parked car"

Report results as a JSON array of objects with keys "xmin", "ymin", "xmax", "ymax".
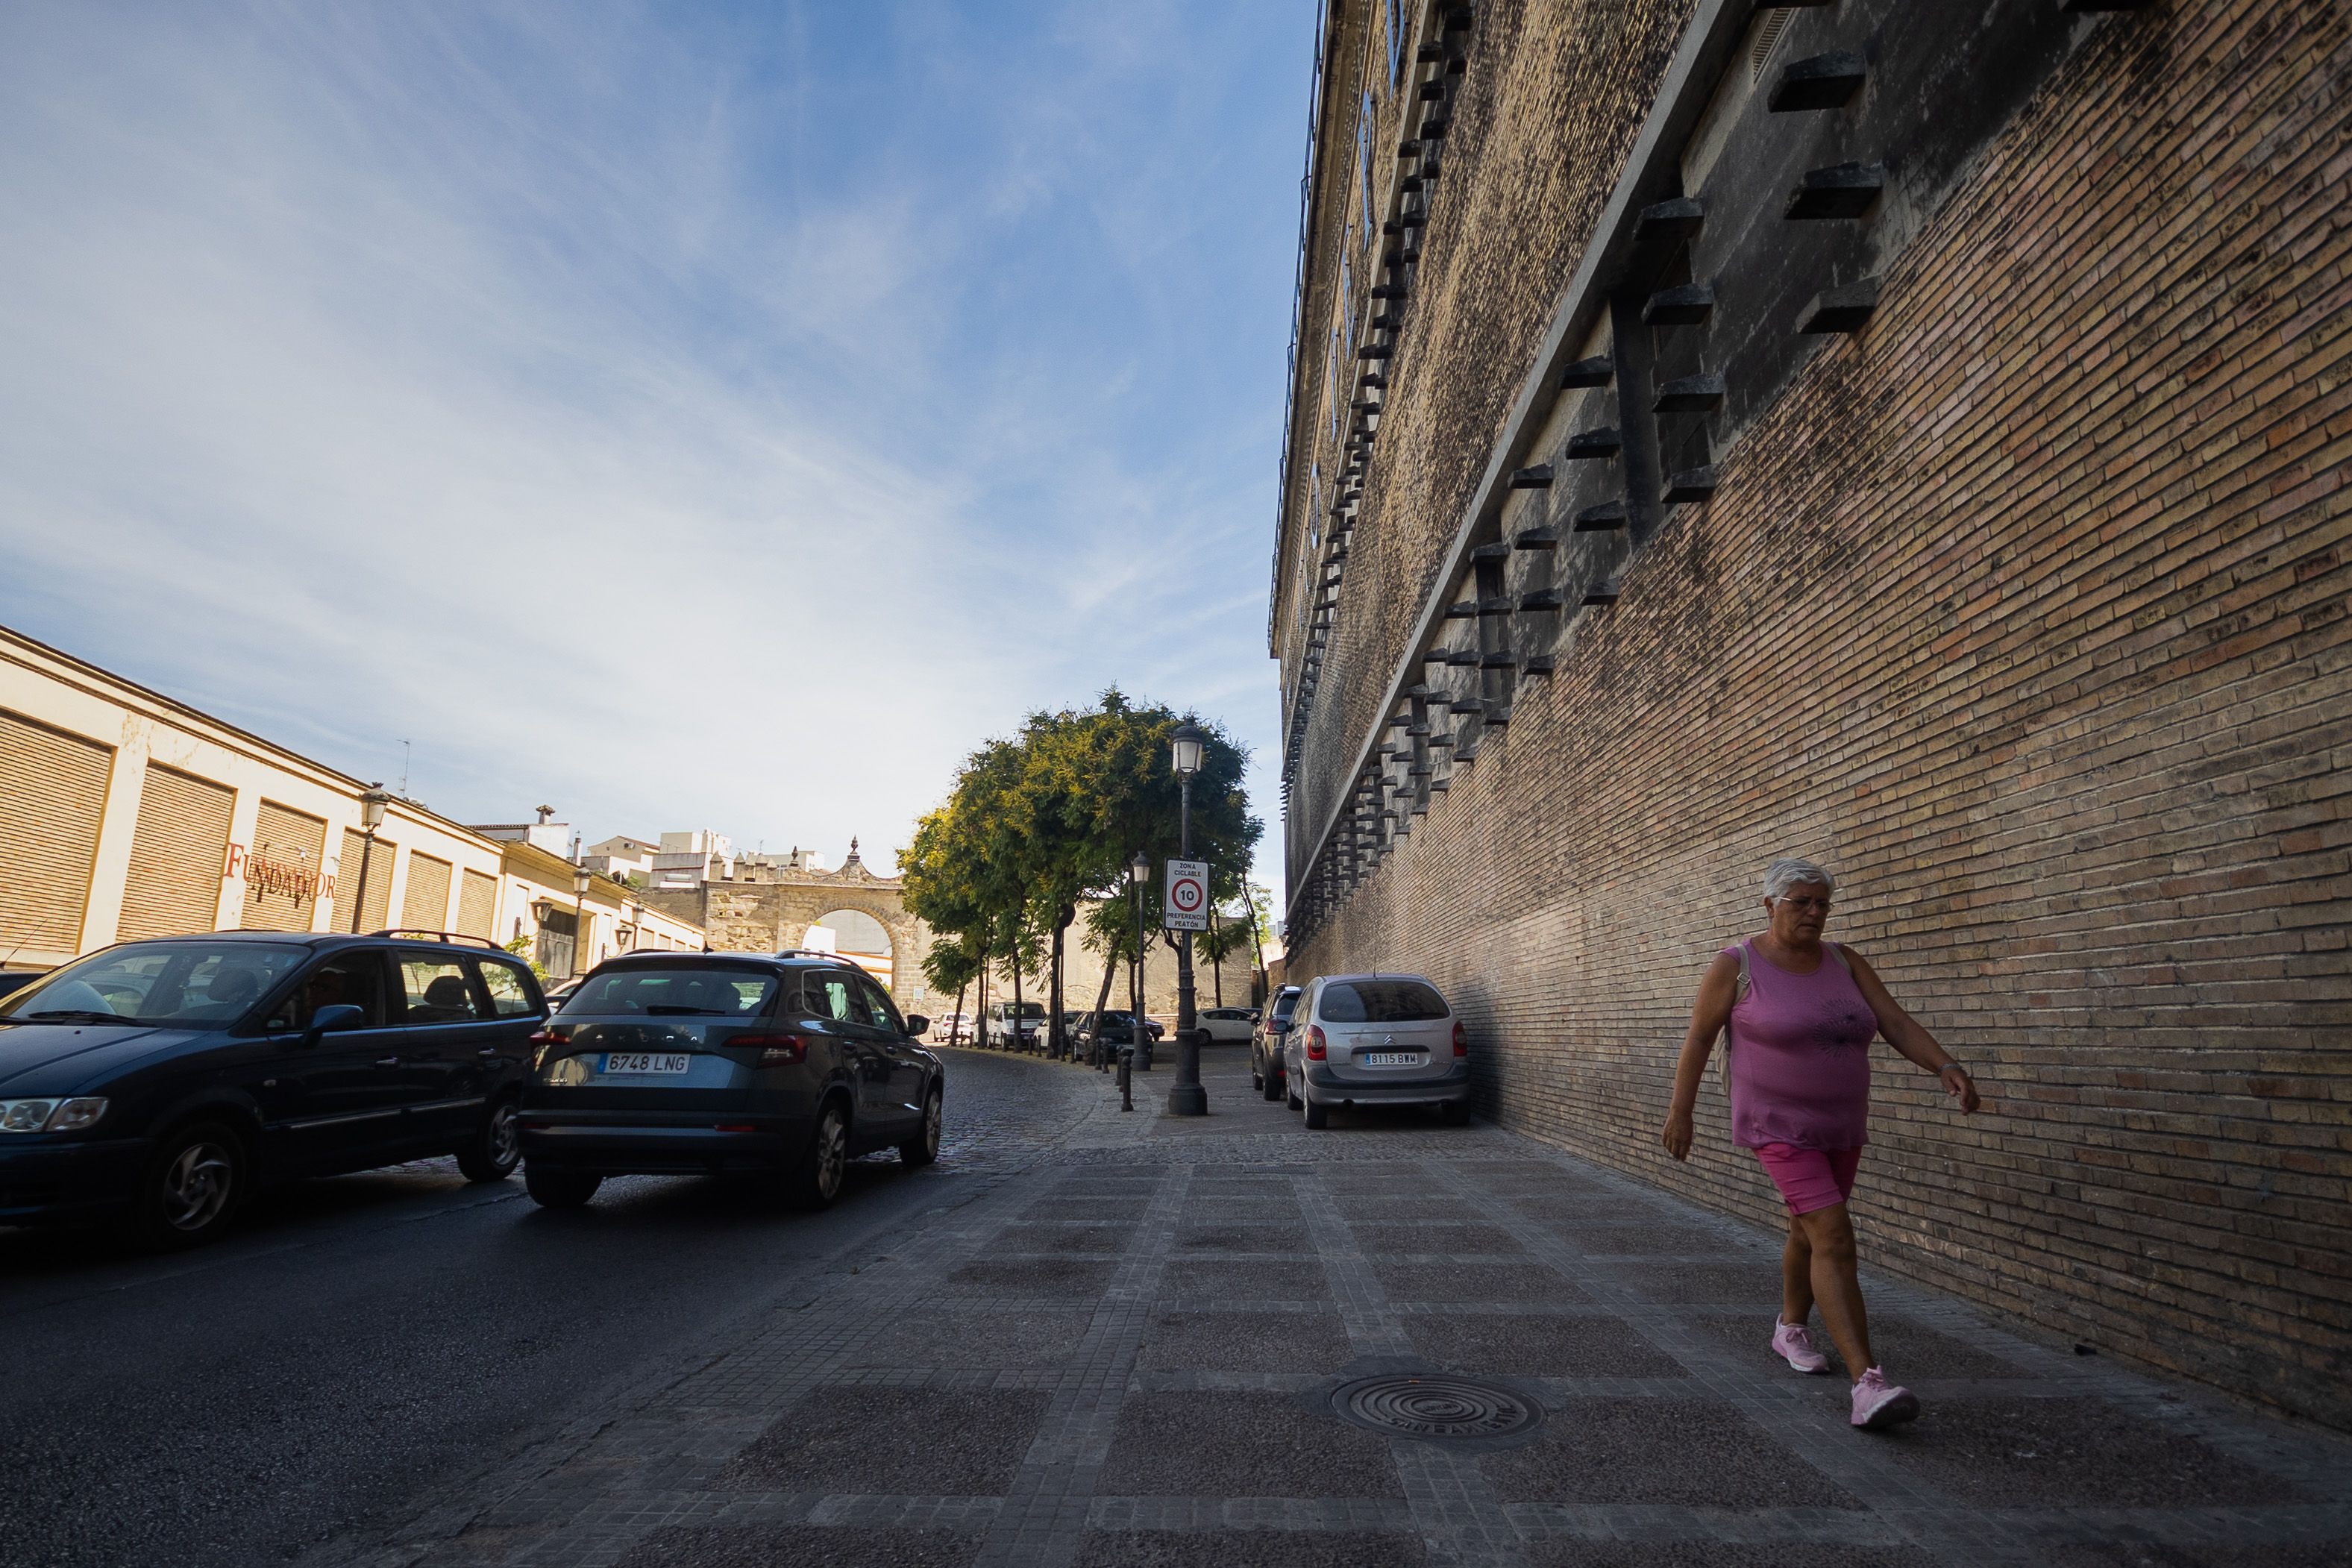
[
  {"xmin": 939, "ymin": 1011, "xmax": 975, "ymax": 1045},
  {"xmin": 518, "ymin": 951, "xmax": 944, "ymax": 1211},
  {"xmin": 0, "ymin": 932, "xmax": 545, "ymax": 1247},
  {"xmin": 985, "ymin": 1000, "xmax": 1044, "ymax": 1051},
  {"xmin": 1194, "ymin": 1006, "xmax": 1258, "ymax": 1044},
  {"xmin": 1282, "ymin": 973, "xmax": 1467, "ymax": 1129},
  {"xmin": 1076, "ymin": 1009, "xmax": 1160, "ymax": 1053},
  {"xmin": 1251, "ymin": 985, "xmax": 1303, "ymax": 1100}
]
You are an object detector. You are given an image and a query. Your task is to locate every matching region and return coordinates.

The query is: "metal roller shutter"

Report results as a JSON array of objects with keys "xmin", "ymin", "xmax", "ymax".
[
  {"xmin": 336, "ymin": 828, "xmax": 396, "ymax": 935},
  {"xmin": 242, "ymin": 800, "xmax": 327, "ymax": 932},
  {"xmin": 456, "ymin": 868, "xmax": 497, "ymax": 939},
  {"xmin": 401, "ymin": 851, "xmax": 453, "ymax": 932},
  {"xmin": 0, "ymin": 709, "xmax": 114, "ymax": 956},
  {"xmin": 117, "ymin": 763, "xmax": 234, "ymax": 941}
]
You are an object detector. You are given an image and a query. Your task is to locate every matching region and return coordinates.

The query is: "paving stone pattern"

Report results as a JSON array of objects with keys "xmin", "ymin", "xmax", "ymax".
[{"xmin": 328, "ymin": 1054, "xmax": 2352, "ymax": 1568}]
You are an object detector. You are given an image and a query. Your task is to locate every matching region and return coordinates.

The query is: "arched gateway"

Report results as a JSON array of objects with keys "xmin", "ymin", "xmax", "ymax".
[{"xmin": 639, "ymin": 840, "xmax": 932, "ymax": 1013}]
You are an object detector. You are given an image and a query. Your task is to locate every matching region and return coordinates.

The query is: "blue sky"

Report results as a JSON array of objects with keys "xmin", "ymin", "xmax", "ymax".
[{"xmin": 0, "ymin": 1, "xmax": 1312, "ymax": 897}]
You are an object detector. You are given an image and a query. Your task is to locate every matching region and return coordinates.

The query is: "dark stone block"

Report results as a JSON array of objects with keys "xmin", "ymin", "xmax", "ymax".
[
  {"xmin": 1481, "ymin": 1398, "xmax": 1863, "ymax": 1508},
  {"xmin": 2061, "ymin": 0, "xmax": 2156, "ymax": 8},
  {"xmin": 1408, "ymin": 1313, "xmax": 1688, "ymax": 1376},
  {"xmin": 941, "ymin": 1258, "xmax": 1116, "ymax": 1299},
  {"xmin": 994, "ymin": 1222, "xmax": 1130, "ymax": 1255},
  {"xmin": 1769, "ymin": 50, "xmax": 1868, "ymax": 113},
  {"xmin": 1564, "ymin": 427, "xmax": 1622, "ymax": 459},
  {"xmin": 850, "ymin": 1309, "xmax": 1080, "ymax": 1370},
  {"xmin": 721, "ymin": 1387, "xmax": 1049, "ymax": 1496},
  {"xmin": 1558, "ymin": 354, "xmax": 1614, "ymax": 388},
  {"xmin": 1076, "ymin": 1531, "xmax": 1426, "ymax": 1568},
  {"xmin": 1519, "ymin": 589, "xmax": 1567, "ymax": 611},
  {"xmin": 1163, "ymin": 1258, "xmax": 1330, "ymax": 1301},
  {"xmin": 1470, "ymin": 542, "xmax": 1512, "ymax": 562},
  {"xmin": 1514, "ymin": 525, "xmax": 1561, "ymax": 550},
  {"xmin": 1354, "ymin": 1222, "xmax": 1525, "ymax": 1256},
  {"xmin": 1641, "ymin": 282, "xmax": 1716, "ymax": 326},
  {"xmin": 1376, "ymin": 1261, "xmax": 1582, "ymax": 1303},
  {"xmin": 1662, "ymin": 466, "xmax": 1718, "ymax": 502},
  {"xmin": 1141, "ymin": 1309, "xmax": 1355, "ymax": 1373},
  {"xmin": 1652, "ymin": 374, "xmax": 1725, "ymax": 413},
  {"xmin": 1880, "ymin": 1397, "xmax": 2306, "ymax": 1508},
  {"xmin": 1509, "ymin": 463, "xmax": 1555, "ymax": 488},
  {"xmin": 1573, "ymin": 501, "xmax": 1628, "ymax": 532},
  {"xmin": 1634, "ymin": 196, "xmax": 1705, "ymax": 244},
  {"xmin": 1107, "ymin": 1390, "xmax": 1401, "ymax": 1497},
  {"xmin": 616, "ymin": 1525, "xmax": 984, "ymax": 1568},
  {"xmin": 1799, "ymin": 278, "xmax": 1881, "ymax": 333},
  {"xmin": 1582, "ymin": 580, "xmax": 1622, "ymax": 606},
  {"xmin": 1786, "ymin": 162, "xmax": 1885, "ymax": 220}
]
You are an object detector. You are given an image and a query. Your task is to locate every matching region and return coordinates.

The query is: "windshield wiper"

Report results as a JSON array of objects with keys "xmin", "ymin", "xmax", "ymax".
[
  {"xmin": 642, "ymin": 1005, "xmax": 728, "ymax": 1015},
  {"xmin": 24, "ymin": 1009, "xmax": 128, "ymax": 1025}
]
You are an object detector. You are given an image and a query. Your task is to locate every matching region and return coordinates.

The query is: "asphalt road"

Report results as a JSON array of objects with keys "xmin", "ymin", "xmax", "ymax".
[{"xmin": 0, "ymin": 1047, "xmax": 1100, "ymax": 1568}]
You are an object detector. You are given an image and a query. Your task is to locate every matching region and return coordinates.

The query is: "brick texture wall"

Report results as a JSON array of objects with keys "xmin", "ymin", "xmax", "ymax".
[{"xmin": 1284, "ymin": 0, "xmax": 2351, "ymax": 1426}]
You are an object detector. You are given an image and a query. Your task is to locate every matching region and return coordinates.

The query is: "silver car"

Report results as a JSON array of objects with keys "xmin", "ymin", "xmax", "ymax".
[{"xmin": 1282, "ymin": 973, "xmax": 1469, "ymax": 1129}]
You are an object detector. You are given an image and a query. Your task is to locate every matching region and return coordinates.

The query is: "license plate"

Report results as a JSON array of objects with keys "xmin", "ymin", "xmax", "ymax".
[
  {"xmin": 600, "ymin": 1052, "xmax": 692, "ymax": 1075},
  {"xmin": 1358, "ymin": 1052, "xmax": 1423, "ymax": 1066}
]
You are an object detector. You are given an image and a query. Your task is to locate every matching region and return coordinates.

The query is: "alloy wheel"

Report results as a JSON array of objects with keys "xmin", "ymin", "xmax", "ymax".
[
  {"xmin": 488, "ymin": 1102, "xmax": 521, "ymax": 1167},
  {"xmin": 163, "ymin": 1141, "xmax": 234, "ymax": 1232},
  {"xmin": 923, "ymin": 1094, "xmax": 941, "ymax": 1159},
  {"xmin": 815, "ymin": 1109, "xmax": 847, "ymax": 1201}
]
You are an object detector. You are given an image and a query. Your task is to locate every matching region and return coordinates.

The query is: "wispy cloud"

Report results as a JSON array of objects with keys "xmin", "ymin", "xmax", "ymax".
[{"xmin": 0, "ymin": 0, "xmax": 1313, "ymax": 891}]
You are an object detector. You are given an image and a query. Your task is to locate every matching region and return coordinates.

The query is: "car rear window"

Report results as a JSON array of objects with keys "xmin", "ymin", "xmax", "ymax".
[
  {"xmin": 1270, "ymin": 991, "xmax": 1302, "ymax": 1022},
  {"xmin": 1318, "ymin": 980, "xmax": 1447, "ymax": 1023},
  {"xmin": 561, "ymin": 966, "xmax": 776, "ymax": 1017}
]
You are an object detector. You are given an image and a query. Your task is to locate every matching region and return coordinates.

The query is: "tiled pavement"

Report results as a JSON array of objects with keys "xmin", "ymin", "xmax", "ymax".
[{"xmin": 319, "ymin": 1048, "xmax": 2352, "ymax": 1568}]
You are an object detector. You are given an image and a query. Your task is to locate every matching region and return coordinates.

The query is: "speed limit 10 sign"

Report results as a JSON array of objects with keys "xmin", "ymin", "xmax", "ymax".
[{"xmin": 1164, "ymin": 859, "xmax": 1209, "ymax": 931}]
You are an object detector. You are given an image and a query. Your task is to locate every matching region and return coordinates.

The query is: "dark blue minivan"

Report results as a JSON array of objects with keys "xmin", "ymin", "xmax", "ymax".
[{"xmin": 0, "ymin": 931, "xmax": 547, "ymax": 1247}]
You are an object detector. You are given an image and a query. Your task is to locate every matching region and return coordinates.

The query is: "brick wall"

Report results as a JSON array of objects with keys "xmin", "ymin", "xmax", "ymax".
[{"xmin": 1282, "ymin": 0, "xmax": 2351, "ymax": 1426}]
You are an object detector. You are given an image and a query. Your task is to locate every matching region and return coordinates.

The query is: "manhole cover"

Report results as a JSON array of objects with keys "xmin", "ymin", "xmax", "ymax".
[{"xmin": 1329, "ymin": 1374, "xmax": 1543, "ymax": 1441}]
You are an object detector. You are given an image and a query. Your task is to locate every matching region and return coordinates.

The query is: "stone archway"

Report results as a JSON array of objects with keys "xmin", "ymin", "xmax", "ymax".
[{"xmin": 806, "ymin": 907, "xmax": 894, "ymax": 988}]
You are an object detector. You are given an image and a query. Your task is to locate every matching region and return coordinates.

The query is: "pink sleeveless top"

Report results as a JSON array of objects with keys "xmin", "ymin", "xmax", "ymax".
[{"xmin": 1724, "ymin": 939, "xmax": 1877, "ymax": 1150}]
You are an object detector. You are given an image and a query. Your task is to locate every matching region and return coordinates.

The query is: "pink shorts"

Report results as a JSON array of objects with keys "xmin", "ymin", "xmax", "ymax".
[{"xmin": 1754, "ymin": 1144, "xmax": 1863, "ymax": 1217}]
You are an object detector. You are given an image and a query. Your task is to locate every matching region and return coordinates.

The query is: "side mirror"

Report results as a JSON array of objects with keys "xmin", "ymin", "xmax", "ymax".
[
  {"xmin": 905, "ymin": 1014, "xmax": 929, "ymax": 1037},
  {"xmin": 301, "ymin": 1003, "xmax": 366, "ymax": 1046}
]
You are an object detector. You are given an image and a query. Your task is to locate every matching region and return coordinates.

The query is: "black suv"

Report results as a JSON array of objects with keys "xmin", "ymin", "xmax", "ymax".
[
  {"xmin": 0, "ymin": 931, "xmax": 548, "ymax": 1247},
  {"xmin": 518, "ymin": 951, "xmax": 945, "ymax": 1211},
  {"xmin": 1251, "ymin": 985, "xmax": 1303, "ymax": 1100}
]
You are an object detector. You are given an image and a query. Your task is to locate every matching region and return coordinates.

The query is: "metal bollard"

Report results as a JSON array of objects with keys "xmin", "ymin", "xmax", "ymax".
[{"xmin": 1117, "ymin": 1046, "xmax": 1134, "ymax": 1111}]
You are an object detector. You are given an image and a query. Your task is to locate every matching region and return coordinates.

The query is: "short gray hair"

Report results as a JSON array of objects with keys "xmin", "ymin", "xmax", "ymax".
[{"xmin": 1763, "ymin": 856, "xmax": 1837, "ymax": 901}]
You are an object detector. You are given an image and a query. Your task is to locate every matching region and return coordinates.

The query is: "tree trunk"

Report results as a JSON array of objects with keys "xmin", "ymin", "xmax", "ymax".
[
  {"xmin": 1049, "ymin": 904, "xmax": 1073, "ymax": 1059},
  {"xmin": 1012, "ymin": 948, "xmax": 1026, "ymax": 1055},
  {"xmin": 1246, "ymin": 896, "xmax": 1267, "ymax": 1006},
  {"xmin": 953, "ymin": 979, "xmax": 968, "ymax": 1045},
  {"xmin": 1208, "ymin": 906, "xmax": 1223, "ymax": 1007},
  {"xmin": 1088, "ymin": 934, "xmax": 1118, "ymax": 1066}
]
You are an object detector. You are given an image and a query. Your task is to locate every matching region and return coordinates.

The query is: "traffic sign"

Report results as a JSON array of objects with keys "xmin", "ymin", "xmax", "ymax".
[{"xmin": 1164, "ymin": 859, "xmax": 1209, "ymax": 930}]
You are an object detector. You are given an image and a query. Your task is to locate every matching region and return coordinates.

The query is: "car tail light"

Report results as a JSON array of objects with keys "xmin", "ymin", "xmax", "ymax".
[
  {"xmin": 527, "ymin": 1026, "xmax": 571, "ymax": 1070},
  {"xmin": 1305, "ymin": 1026, "xmax": 1327, "ymax": 1061},
  {"xmin": 1453, "ymin": 1021, "xmax": 1468, "ymax": 1057},
  {"xmin": 736, "ymin": 1032, "xmax": 808, "ymax": 1066},
  {"xmin": 713, "ymin": 1123, "xmax": 756, "ymax": 1133}
]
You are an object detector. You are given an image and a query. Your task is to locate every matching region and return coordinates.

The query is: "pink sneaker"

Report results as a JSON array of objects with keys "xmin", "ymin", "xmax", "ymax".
[
  {"xmin": 1850, "ymin": 1367, "xmax": 1919, "ymax": 1430},
  {"xmin": 1770, "ymin": 1319, "xmax": 1831, "ymax": 1374}
]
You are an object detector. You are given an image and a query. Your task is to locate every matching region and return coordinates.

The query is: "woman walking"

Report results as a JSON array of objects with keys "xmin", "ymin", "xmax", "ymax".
[{"xmin": 1661, "ymin": 857, "xmax": 1981, "ymax": 1430}]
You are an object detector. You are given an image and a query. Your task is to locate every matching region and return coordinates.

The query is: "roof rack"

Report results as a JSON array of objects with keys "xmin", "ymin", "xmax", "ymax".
[{"xmin": 371, "ymin": 929, "xmax": 504, "ymax": 950}]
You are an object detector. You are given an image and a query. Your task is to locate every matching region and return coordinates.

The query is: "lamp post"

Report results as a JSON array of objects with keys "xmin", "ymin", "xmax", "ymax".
[
  {"xmin": 1129, "ymin": 850, "xmax": 1151, "ymax": 1072},
  {"xmin": 572, "ymin": 864, "xmax": 592, "ymax": 979},
  {"xmin": 349, "ymin": 785, "xmax": 391, "ymax": 933},
  {"xmin": 1167, "ymin": 720, "xmax": 1207, "ymax": 1117}
]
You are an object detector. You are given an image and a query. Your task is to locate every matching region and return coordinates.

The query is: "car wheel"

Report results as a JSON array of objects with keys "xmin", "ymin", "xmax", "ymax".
[
  {"xmin": 1439, "ymin": 1101, "xmax": 1470, "ymax": 1126},
  {"xmin": 1262, "ymin": 1067, "xmax": 1283, "ymax": 1103},
  {"xmin": 786, "ymin": 1099, "xmax": 850, "ymax": 1210},
  {"xmin": 131, "ymin": 1120, "xmax": 245, "ymax": 1250},
  {"xmin": 900, "ymin": 1087, "xmax": 942, "ymax": 1167},
  {"xmin": 524, "ymin": 1166, "xmax": 601, "ymax": 1208},
  {"xmin": 456, "ymin": 1097, "xmax": 522, "ymax": 1182},
  {"xmin": 1302, "ymin": 1091, "xmax": 1328, "ymax": 1130}
]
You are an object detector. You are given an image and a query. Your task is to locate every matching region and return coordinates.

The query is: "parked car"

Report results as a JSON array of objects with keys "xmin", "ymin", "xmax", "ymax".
[
  {"xmin": 1251, "ymin": 985, "xmax": 1303, "ymax": 1100},
  {"xmin": 1194, "ymin": 1006, "xmax": 1258, "ymax": 1044},
  {"xmin": 518, "ymin": 952, "xmax": 944, "ymax": 1211},
  {"xmin": 1076, "ymin": 1009, "xmax": 1161, "ymax": 1054},
  {"xmin": 938, "ymin": 1011, "xmax": 975, "ymax": 1045},
  {"xmin": 985, "ymin": 1000, "xmax": 1045, "ymax": 1051},
  {"xmin": 0, "ymin": 931, "xmax": 546, "ymax": 1247},
  {"xmin": 1281, "ymin": 974, "xmax": 1467, "ymax": 1129}
]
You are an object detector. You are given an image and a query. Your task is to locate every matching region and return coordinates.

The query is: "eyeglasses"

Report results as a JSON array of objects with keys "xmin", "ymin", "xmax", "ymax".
[{"xmin": 1775, "ymin": 895, "xmax": 1831, "ymax": 912}]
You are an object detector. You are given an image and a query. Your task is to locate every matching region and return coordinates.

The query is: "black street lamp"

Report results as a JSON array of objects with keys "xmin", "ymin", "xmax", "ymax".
[
  {"xmin": 349, "ymin": 785, "xmax": 391, "ymax": 933},
  {"xmin": 1167, "ymin": 719, "xmax": 1207, "ymax": 1117},
  {"xmin": 1129, "ymin": 850, "xmax": 1151, "ymax": 1072},
  {"xmin": 572, "ymin": 863, "xmax": 592, "ymax": 979}
]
